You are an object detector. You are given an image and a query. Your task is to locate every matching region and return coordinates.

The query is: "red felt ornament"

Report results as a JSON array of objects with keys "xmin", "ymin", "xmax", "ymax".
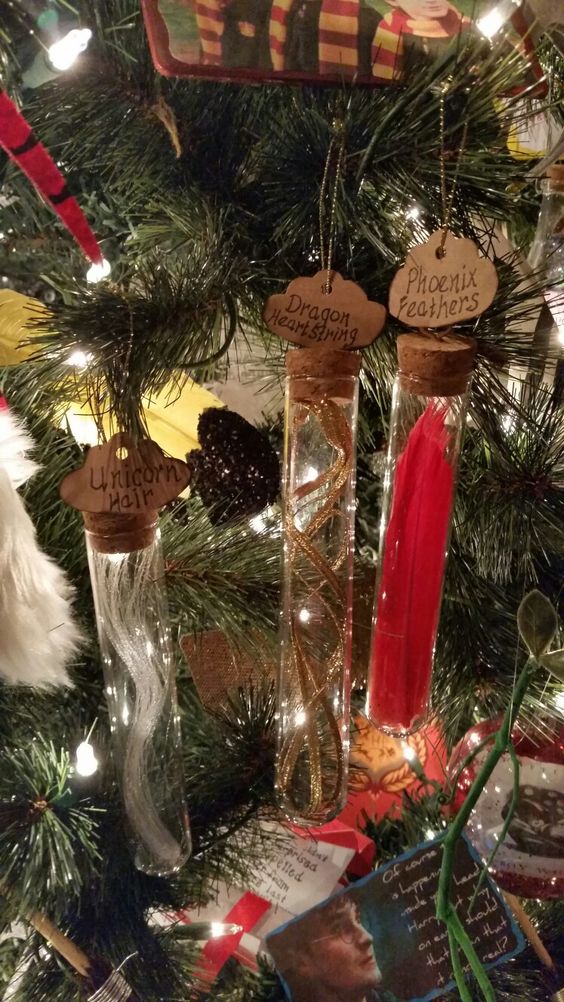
[
  {"xmin": 0, "ymin": 91, "xmax": 102, "ymax": 264},
  {"xmin": 448, "ymin": 717, "xmax": 564, "ymax": 899}
]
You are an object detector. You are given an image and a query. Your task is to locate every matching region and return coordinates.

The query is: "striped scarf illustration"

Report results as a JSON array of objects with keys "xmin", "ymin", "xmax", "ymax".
[
  {"xmin": 270, "ymin": 0, "xmax": 360, "ymax": 75},
  {"xmin": 195, "ymin": 0, "xmax": 225, "ymax": 64},
  {"xmin": 372, "ymin": 6, "xmax": 469, "ymax": 81},
  {"xmin": 0, "ymin": 91, "xmax": 101, "ymax": 263}
]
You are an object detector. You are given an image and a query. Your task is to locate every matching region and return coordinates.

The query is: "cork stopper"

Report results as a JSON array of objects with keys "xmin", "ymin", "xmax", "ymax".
[
  {"xmin": 547, "ymin": 162, "xmax": 564, "ymax": 191},
  {"xmin": 286, "ymin": 347, "xmax": 361, "ymax": 402},
  {"xmin": 397, "ymin": 331, "xmax": 476, "ymax": 396},
  {"xmin": 83, "ymin": 510, "xmax": 158, "ymax": 554}
]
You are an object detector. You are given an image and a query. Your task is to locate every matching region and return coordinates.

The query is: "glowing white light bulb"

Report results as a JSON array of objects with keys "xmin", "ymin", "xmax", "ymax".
[
  {"xmin": 75, "ymin": 740, "xmax": 98, "ymax": 777},
  {"xmin": 477, "ymin": 7, "xmax": 505, "ymax": 37},
  {"xmin": 250, "ymin": 513, "xmax": 266, "ymax": 533},
  {"xmin": 554, "ymin": 691, "xmax": 564, "ymax": 713},
  {"xmin": 476, "ymin": 0, "xmax": 518, "ymax": 39},
  {"xmin": 48, "ymin": 28, "xmax": 92, "ymax": 71},
  {"xmin": 86, "ymin": 257, "xmax": 111, "ymax": 284},
  {"xmin": 402, "ymin": 742, "xmax": 417, "ymax": 763},
  {"xmin": 295, "ymin": 709, "xmax": 307, "ymax": 726},
  {"xmin": 298, "ymin": 608, "xmax": 311, "ymax": 623},
  {"xmin": 65, "ymin": 349, "xmax": 92, "ymax": 369},
  {"xmin": 406, "ymin": 205, "xmax": 420, "ymax": 220}
]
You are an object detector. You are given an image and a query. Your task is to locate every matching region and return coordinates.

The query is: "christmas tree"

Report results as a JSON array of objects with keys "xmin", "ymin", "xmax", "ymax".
[{"xmin": 0, "ymin": 1, "xmax": 563, "ymax": 1000}]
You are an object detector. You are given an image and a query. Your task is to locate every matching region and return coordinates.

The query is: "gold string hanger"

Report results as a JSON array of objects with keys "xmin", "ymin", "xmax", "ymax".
[
  {"xmin": 319, "ymin": 117, "xmax": 346, "ymax": 295},
  {"xmin": 438, "ymin": 81, "xmax": 469, "ymax": 260}
]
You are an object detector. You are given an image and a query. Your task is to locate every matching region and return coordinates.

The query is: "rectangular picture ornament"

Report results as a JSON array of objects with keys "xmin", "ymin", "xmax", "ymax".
[
  {"xmin": 266, "ymin": 833, "xmax": 525, "ymax": 1002},
  {"xmin": 142, "ymin": 0, "xmax": 543, "ymax": 88}
]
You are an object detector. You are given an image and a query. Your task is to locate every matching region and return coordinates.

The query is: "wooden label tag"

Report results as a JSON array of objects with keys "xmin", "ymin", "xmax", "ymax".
[
  {"xmin": 389, "ymin": 231, "xmax": 498, "ymax": 327},
  {"xmin": 263, "ymin": 271, "xmax": 386, "ymax": 349},
  {"xmin": 60, "ymin": 432, "xmax": 190, "ymax": 514}
]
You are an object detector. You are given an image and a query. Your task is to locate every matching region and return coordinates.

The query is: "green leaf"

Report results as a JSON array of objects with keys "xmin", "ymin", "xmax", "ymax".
[
  {"xmin": 539, "ymin": 649, "xmax": 564, "ymax": 682},
  {"xmin": 517, "ymin": 590, "xmax": 558, "ymax": 658}
]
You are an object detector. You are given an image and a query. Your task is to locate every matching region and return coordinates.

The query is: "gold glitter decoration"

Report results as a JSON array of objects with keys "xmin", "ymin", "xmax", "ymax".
[{"xmin": 277, "ymin": 396, "xmax": 355, "ymax": 821}]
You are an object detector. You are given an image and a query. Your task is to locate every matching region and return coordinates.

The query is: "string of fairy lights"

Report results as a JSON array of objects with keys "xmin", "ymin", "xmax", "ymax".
[{"xmin": 7, "ymin": 0, "xmax": 563, "ymax": 800}]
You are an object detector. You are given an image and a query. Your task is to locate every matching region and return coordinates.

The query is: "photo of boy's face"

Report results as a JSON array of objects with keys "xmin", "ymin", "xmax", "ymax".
[
  {"xmin": 386, "ymin": 0, "xmax": 451, "ymax": 19},
  {"xmin": 307, "ymin": 899, "xmax": 382, "ymax": 997},
  {"xmin": 267, "ymin": 836, "xmax": 525, "ymax": 1002},
  {"xmin": 269, "ymin": 896, "xmax": 383, "ymax": 1002}
]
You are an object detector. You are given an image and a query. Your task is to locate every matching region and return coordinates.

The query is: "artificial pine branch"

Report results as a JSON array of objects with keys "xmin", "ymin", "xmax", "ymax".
[
  {"xmin": 0, "ymin": 4, "xmax": 562, "ymax": 1001},
  {"xmin": 164, "ymin": 500, "xmax": 280, "ymax": 642},
  {"xmin": 457, "ymin": 386, "xmax": 564, "ymax": 585},
  {"xmin": 0, "ymin": 738, "xmax": 101, "ymax": 918}
]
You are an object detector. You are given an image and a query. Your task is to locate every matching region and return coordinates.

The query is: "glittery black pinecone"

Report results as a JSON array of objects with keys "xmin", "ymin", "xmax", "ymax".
[{"xmin": 187, "ymin": 408, "xmax": 280, "ymax": 524}]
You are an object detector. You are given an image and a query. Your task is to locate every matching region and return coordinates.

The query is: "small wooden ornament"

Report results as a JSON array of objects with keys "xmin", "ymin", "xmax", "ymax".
[
  {"xmin": 263, "ymin": 271, "xmax": 386, "ymax": 350},
  {"xmin": 389, "ymin": 231, "xmax": 498, "ymax": 328},
  {"xmin": 60, "ymin": 432, "xmax": 190, "ymax": 515}
]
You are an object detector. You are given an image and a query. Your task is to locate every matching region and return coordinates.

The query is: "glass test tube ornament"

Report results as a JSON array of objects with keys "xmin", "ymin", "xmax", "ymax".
[
  {"xmin": 60, "ymin": 433, "xmax": 191, "ymax": 875},
  {"xmin": 276, "ymin": 346, "xmax": 360, "ymax": 825},
  {"xmin": 529, "ymin": 162, "xmax": 564, "ymax": 345},
  {"xmin": 366, "ymin": 332, "xmax": 476, "ymax": 736}
]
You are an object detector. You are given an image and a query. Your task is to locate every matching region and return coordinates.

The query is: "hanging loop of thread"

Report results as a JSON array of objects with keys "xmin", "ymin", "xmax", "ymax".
[
  {"xmin": 319, "ymin": 118, "xmax": 346, "ymax": 295},
  {"xmin": 438, "ymin": 84, "xmax": 469, "ymax": 260}
]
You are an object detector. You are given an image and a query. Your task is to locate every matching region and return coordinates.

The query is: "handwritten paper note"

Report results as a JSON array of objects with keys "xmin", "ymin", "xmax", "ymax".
[
  {"xmin": 263, "ymin": 272, "xmax": 386, "ymax": 349},
  {"xmin": 245, "ymin": 821, "xmax": 356, "ymax": 915},
  {"xmin": 267, "ymin": 835, "xmax": 524, "ymax": 1002},
  {"xmin": 152, "ymin": 821, "xmax": 358, "ymax": 973},
  {"xmin": 378, "ymin": 838, "xmax": 522, "ymax": 996},
  {"xmin": 389, "ymin": 231, "xmax": 498, "ymax": 328}
]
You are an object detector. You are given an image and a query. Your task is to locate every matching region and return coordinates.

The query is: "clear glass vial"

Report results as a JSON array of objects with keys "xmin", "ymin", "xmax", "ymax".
[
  {"xmin": 276, "ymin": 347, "xmax": 360, "ymax": 825},
  {"xmin": 84, "ymin": 510, "xmax": 191, "ymax": 875},
  {"xmin": 366, "ymin": 332, "xmax": 475, "ymax": 736}
]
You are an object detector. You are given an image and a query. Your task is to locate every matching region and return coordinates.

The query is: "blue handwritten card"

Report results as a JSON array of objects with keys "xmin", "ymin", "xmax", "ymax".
[{"xmin": 266, "ymin": 834, "xmax": 525, "ymax": 1002}]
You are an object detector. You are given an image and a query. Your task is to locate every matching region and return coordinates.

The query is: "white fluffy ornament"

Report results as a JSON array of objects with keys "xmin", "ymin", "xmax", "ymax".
[
  {"xmin": 0, "ymin": 403, "xmax": 38, "ymax": 487},
  {"xmin": 0, "ymin": 400, "xmax": 81, "ymax": 687}
]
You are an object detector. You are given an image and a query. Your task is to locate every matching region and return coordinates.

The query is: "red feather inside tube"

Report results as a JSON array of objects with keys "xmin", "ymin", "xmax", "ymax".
[
  {"xmin": 0, "ymin": 91, "xmax": 101, "ymax": 264},
  {"xmin": 369, "ymin": 402, "xmax": 454, "ymax": 733}
]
